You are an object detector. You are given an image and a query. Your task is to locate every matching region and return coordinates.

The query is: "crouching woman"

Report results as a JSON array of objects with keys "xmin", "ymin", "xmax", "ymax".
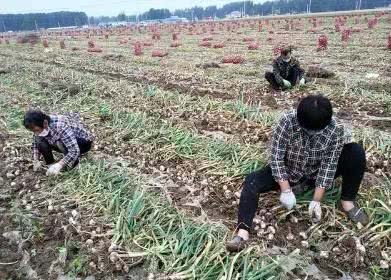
[{"xmin": 23, "ymin": 110, "xmax": 94, "ymax": 176}]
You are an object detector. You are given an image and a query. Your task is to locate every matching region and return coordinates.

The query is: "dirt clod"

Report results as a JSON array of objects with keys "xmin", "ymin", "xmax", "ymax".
[
  {"xmin": 196, "ymin": 62, "xmax": 221, "ymax": 69},
  {"xmin": 307, "ymin": 65, "xmax": 336, "ymax": 78}
]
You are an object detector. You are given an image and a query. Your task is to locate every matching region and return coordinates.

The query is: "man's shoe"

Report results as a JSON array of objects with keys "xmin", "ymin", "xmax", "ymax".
[
  {"xmin": 226, "ymin": 236, "xmax": 248, "ymax": 253},
  {"xmin": 338, "ymin": 201, "xmax": 370, "ymax": 226}
]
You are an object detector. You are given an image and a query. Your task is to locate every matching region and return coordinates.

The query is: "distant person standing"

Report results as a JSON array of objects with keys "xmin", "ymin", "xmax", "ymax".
[
  {"xmin": 265, "ymin": 47, "xmax": 306, "ymax": 90},
  {"xmin": 23, "ymin": 110, "xmax": 93, "ymax": 176}
]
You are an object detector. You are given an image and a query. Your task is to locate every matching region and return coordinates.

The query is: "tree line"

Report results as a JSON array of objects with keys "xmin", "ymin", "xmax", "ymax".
[
  {"xmin": 91, "ymin": 0, "xmax": 390, "ymax": 24},
  {"xmin": 0, "ymin": 12, "xmax": 88, "ymax": 32},
  {"xmin": 174, "ymin": 0, "xmax": 390, "ymax": 20},
  {"xmin": 1, "ymin": 0, "xmax": 389, "ymax": 31}
]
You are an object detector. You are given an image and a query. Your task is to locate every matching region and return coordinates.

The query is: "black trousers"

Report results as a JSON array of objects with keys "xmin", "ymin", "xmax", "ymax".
[
  {"xmin": 265, "ymin": 65, "xmax": 301, "ymax": 89},
  {"xmin": 237, "ymin": 143, "xmax": 366, "ymax": 231},
  {"xmin": 36, "ymin": 137, "xmax": 92, "ymax": 168}
]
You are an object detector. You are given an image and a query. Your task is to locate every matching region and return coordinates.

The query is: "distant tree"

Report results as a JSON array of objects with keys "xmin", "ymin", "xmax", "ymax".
[
  {"xmin": 89, "ymin": 16, "xmax": 96, "ymax": 25},
  {"xmin": 140, "ymin": 8, "xmax": 171, "ymax": 20},
  {"xmin": 117, "ymin": 12, "xmax": 126, "ymax": 21}
]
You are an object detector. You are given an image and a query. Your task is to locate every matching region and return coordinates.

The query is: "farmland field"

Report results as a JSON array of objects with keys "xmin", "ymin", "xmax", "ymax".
[{"xmin": 0, "ymin": 11, "xmax": 391, "ymax": 279}]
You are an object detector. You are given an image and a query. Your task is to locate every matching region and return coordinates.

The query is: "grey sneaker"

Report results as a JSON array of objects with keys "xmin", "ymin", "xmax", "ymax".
[
  {"xmin": 338, "ymin": 201, "xmax": 370, "ymax": 226},
  {"xmin": 226, "ymin": 236, "xmax": 248, "ymax": 252}
]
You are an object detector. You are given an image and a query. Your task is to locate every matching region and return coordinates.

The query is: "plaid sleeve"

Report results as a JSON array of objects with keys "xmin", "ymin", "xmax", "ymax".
[
  {"xmin": 272, "ymin": 59, "xmax": 284, "ymax": 85},
  {"xmin": 270, "ymin": 114, "xmax": 290, "ymax": 181},
  {"xmin": 316, "ymin": 131, "xmax": 344, "ymax": 189},
  {"xmin": 58, "ymin": 124, "xmax": 80, "ymax": 168},
  {"xmin": 32, "ymin": 136, "xmax": 39, "ymax": 161}
]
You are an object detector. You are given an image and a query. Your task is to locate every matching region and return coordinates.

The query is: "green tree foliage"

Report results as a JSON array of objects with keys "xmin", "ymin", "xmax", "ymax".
[
  {"xmin": 139, "ymin": 8, "xmax": 171, "ymax": 20},
  {"xmin": 0, "ymin": 12, "xmax": 88, "ymax": 31},
  {"xmin": 117, "ymin": 12, "xmax": 127, "ymax": 21}
]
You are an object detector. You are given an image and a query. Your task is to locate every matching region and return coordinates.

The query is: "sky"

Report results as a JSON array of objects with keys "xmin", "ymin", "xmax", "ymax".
[{"xmin": 0, "ymin": 0, "xmax": 267, "ymax": 17}]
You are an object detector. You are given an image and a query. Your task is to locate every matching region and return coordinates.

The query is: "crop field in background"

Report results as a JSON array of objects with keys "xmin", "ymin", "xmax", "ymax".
[{"xmin": 0, "ymin": 10, "xmax": 390, "ymax": 280}]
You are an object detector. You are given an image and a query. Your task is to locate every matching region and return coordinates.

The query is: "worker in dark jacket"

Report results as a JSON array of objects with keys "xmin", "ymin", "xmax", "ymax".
[{"xmin": 265, "ymin": 47, "xmax": 306, "ymax": 90}]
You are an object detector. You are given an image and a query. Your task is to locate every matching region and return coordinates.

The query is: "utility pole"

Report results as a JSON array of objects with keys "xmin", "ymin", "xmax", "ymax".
[
  {"xmin": 34, "ymin": 20, "xmax": 38, "ymax": 31},
  {"xmin": 2, "ymin": 21, "xmax": 6, "ymax": 32},
  {"xmin": 309, "ymin": 0, "xmax": 312, "ymax": 13}
]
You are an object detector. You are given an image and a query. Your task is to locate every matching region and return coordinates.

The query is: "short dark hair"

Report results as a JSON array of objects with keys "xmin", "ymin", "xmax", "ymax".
[
  {"xmin": 297, "ymin": 94, "xmax": 333, "ymax": 130},
  {"xmin": 23, "ymin": 110, "xmax": 50, "ymax": 130},
  {"xmin": 281, "ymin": 47, "xmax": 292, "ymax": 56}
]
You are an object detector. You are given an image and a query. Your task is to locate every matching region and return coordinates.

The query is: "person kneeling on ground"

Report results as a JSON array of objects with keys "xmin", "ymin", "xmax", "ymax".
[
  {"xmin": 265, "ymin": 47, "xmax": 306, "ymax": 90},
  {"xmin": 226, "ymin": 94, "xmax": 369, "ymax": 252},
  {"xmin": 23, "ymin": 110, "xmax": 94, "ymax": 176}
]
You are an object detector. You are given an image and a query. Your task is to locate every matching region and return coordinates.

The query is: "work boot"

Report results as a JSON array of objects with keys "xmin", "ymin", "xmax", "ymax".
[{"xmin": 226, "ymin": 236, "xmax": 248, "ymax": 252}]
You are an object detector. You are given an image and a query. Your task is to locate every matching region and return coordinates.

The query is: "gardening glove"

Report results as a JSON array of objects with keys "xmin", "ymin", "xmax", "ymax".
[
  {"xmin": 299, "ymin": 78, "xmax": 306, "ymax": 86},
  {"xmin": 282, "ymin": 79, "xmax": 292, "ymax": 88},
  {"xmin": 46, "ymin": 162, "xmax": 63, "ymax": 176},
  {"xmin": 279, "ymin": 189, "xmax": 296, "ymax": 210},
  {"xmin": 309, "ymin": 201, "xmax": 322, "ymax": 223},
  {"xmin": 33, "ymin": 160, "xmax": 42, "ymax": 172}
]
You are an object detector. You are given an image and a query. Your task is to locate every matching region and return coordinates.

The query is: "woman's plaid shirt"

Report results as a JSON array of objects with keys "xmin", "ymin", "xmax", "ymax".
[
  {"xmin": 32, "ymin": 113, "xmax": 93, "ymax": 168},
  {"xmin": 270, "ymin": 111, "xmax": 351, "ymax": 189}
]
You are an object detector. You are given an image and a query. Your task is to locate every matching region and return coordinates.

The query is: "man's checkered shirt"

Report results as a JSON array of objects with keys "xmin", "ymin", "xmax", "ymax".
[{"xmin": 270, "ymin": 111, "xmax": 351, "ymax": 189}]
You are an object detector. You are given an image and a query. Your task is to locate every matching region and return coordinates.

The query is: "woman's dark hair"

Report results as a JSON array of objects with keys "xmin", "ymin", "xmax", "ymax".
[
  {"xmin": 281, "ymin": 47, "xmax": 292, "ymax": 56},
  {"xmin": 23, "ymin": 110, "xmax": 50, "ymax": 129},
  {"xmin": 297, "ymin": 94, "xmax": 333, "ymax": 130}
]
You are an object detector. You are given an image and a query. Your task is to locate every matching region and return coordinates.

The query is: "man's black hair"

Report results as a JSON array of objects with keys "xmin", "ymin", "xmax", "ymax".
[
  {"xmin": 23, "ymin": 110, "xmax": 50, "ymax": 129},
  {"xmin": 297, "ymin": 94, "xmax": 333, "ymax": 130}
]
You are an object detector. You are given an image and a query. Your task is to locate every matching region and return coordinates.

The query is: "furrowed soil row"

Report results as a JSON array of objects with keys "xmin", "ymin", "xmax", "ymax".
[
  {"xmin": 2, "ymin": 54, "xmax": 391, "ymax": 177},
  {"xmin": 1, "ymin": 44, "xmax": 391, "ymax": 117}
]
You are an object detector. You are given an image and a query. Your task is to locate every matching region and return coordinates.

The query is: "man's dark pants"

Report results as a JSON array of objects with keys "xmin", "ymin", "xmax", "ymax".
[
  {"xmin": 36, "ymin": 137, "xmax": 92, "ymax": 168},
  {"xmin": 237, "ymin": 143, "xmax": 366, "ymax": 231},
  {"xmin": 265, "ymin": 65, "xmax": 301, "ymax": 89}
]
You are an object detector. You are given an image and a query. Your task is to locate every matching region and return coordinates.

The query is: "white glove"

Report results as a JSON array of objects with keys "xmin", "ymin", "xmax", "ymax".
[
  {"xmin": 46, "ymin": 162, "xmax": 63, "ymax": 176},
  {"xmin": 279, "ymin": 189, "xmax": 296, "ymax": 210},
  {"xmin": 282, "ymin": 79, "xmax": 292, "ymax": 88},
  {"xmin": 299, "ymin": 78, "xmax": 306, "ymax": 86},
  {"xmin": 309, "ymin": 201, "xmax": 322, "ymax": 223},
  {"xmin": 33, "ymin": 160, "xmax": 42, "ymax": 172}
]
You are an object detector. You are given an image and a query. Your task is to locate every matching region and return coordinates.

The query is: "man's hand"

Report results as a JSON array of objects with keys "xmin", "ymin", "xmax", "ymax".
[
  {"xmin": 299, "ymin": 78, "xmax": 306, "ymax": 86},
  {"xmin": 283, "ymin": 79, "xmax": 292, "ymax": 88},
  {"xmin": 33, "ymin": 160, "xmax": 42, "ymax": 172},
  {"xmin": 309, "ymin": 201, "xmax": 322, "ymax": 223},
  {"xmin": 46, "ymin": 162, "xmax": 63, "ymax": 176},
  {"xmin": 279, "ymin": 189, "xmax": 296, "ymax": 210}
]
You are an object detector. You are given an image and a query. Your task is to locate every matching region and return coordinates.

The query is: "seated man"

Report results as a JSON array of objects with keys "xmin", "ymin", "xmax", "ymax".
[
  {"xmin": 265, "ymin": 47, "xmax": 306, "ymax": 90},
  {"xmin": 23, "ymin": 110, "xmax": 94, "ymax": 176},
  {"xmin": 227, "ymin": 94, "xmax": 369, "ymax": 252}
]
